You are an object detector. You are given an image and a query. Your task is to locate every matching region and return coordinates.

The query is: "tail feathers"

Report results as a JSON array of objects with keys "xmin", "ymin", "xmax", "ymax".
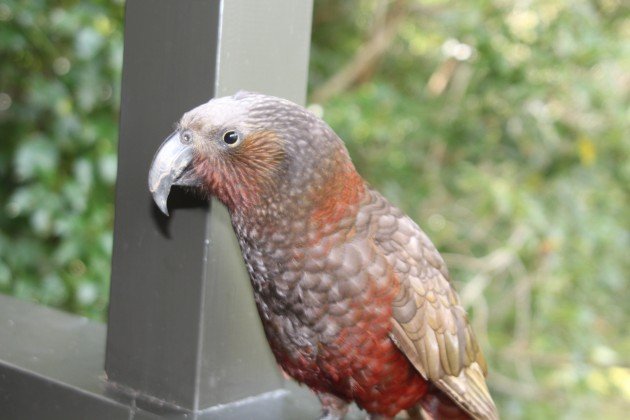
[{"xmin": 435, "ymin": 362, "xmax": 499, "ymax": 420}]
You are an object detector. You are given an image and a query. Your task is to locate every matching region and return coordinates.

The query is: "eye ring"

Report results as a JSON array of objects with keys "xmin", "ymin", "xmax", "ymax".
[
  {"xmin": 222, "ymin": 130, "xmax": 240, "ymax": 146},
  {"xmin": 181, "ymin": 130, "xmax": 193, "ymax": 145}
]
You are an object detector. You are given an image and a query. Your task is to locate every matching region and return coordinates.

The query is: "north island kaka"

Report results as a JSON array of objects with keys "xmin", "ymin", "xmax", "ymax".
[{"xmin": 148, "ymin": 92, "xmax": 498, "ymax": 419}]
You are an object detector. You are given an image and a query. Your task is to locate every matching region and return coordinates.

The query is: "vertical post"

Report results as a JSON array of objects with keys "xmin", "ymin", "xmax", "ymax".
[{"xmin": 105, "ymin": 0, "xmax": 313, "ymax": 411}]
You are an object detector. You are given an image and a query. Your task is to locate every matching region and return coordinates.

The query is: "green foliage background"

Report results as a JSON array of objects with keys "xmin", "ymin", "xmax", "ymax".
[
  {"xmin": 0, "ymin": 0, "xmax": 122, "ymax": 318},
  {"xmin": 0, "ymin": 0, "xmax": 628, "ymax": 418}
]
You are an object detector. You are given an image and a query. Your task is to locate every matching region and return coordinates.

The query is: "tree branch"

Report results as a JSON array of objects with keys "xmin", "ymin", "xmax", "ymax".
[{"xmin": 310, "ymin": 0, "xmax": 409, "ymax": 103}]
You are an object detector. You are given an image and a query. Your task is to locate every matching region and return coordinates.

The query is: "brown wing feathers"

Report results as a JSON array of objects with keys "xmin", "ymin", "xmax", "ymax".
[{"xmin": 366, "ymin": 189, "xmax": 498, "ymax": 419}]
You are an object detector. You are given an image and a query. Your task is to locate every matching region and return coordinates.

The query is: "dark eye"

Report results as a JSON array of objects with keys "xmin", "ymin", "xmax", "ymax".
[
  {"xmin": 223, "ymin": 130, "xmax": 240, "ymax": 146},
  {"xmin": 181, "ymin": 130, "xmax": 193, "ymax": 144}
]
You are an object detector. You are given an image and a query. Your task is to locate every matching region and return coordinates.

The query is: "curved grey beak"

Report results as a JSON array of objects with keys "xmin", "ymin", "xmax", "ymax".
[{"xmin": 148, "ymin": 131, "xmax": 200, "ymax": 216}]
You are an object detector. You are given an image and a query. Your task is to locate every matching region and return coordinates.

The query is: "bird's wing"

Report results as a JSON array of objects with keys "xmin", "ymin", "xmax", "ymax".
[{"xmin": 364, "ymin": 190, "xmax": 498, "ymax": 420}]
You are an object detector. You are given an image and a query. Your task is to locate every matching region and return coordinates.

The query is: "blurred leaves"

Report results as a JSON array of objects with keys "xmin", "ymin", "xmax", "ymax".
[
  {"xmin": 0, "ymin": 0, "xmax": 123, "ymax": 319},
  {"xmin": 310, "ymin": 0, "xmax": 629, "ymax": 417}
]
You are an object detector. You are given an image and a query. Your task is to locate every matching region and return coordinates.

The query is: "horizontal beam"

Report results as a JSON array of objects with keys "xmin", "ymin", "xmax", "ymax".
[
  {"xmin": 0, "ymin": 294, "xmax": 153, "ymax": 419},
  {"xmin": 0, "ymin": 295, "xmax": 368, "ymax": 418}
]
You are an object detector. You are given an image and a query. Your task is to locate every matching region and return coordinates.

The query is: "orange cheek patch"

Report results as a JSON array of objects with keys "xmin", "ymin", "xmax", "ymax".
[
  {"xmin": 234, "ymin": 130, "xmax": 286, "ymax": 180},
  {"xmin": 193, "ymin": 131, "xmax": 286, "ymax": 209}
]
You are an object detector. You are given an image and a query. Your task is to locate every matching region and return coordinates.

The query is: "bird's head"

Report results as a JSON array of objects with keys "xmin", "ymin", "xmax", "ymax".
[{"xmin": 149, "ymin": 91, "xmax": 362, "ymax": 218}]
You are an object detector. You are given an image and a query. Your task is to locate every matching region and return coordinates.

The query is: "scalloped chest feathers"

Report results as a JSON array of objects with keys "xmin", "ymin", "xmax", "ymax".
[{"xmin": 229, "ymin": 188, "xmax": 429, "ymax": 415}]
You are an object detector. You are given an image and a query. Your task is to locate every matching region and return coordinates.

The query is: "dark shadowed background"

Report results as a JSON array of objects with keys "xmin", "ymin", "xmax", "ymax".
[{"xmin": 0, "ymin": 0, "xmax": 628, "ymax": 418}]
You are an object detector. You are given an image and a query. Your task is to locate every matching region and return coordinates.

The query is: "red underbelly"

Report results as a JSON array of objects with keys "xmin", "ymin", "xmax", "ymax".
[{"xmin": 274, "ymin": 319, "xmax": 429, "ymax": 417}]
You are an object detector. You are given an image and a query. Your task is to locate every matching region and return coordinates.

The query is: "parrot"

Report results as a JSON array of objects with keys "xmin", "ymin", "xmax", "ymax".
[{"xmin": 148, "ymin": 91, "xmax": 499, "ymax": 420}]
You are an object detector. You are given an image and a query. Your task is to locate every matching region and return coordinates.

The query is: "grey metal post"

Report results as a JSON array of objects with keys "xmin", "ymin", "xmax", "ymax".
[{"xmin": 106, "ymin": 0, "xmax": 313, "ymax": 412}]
